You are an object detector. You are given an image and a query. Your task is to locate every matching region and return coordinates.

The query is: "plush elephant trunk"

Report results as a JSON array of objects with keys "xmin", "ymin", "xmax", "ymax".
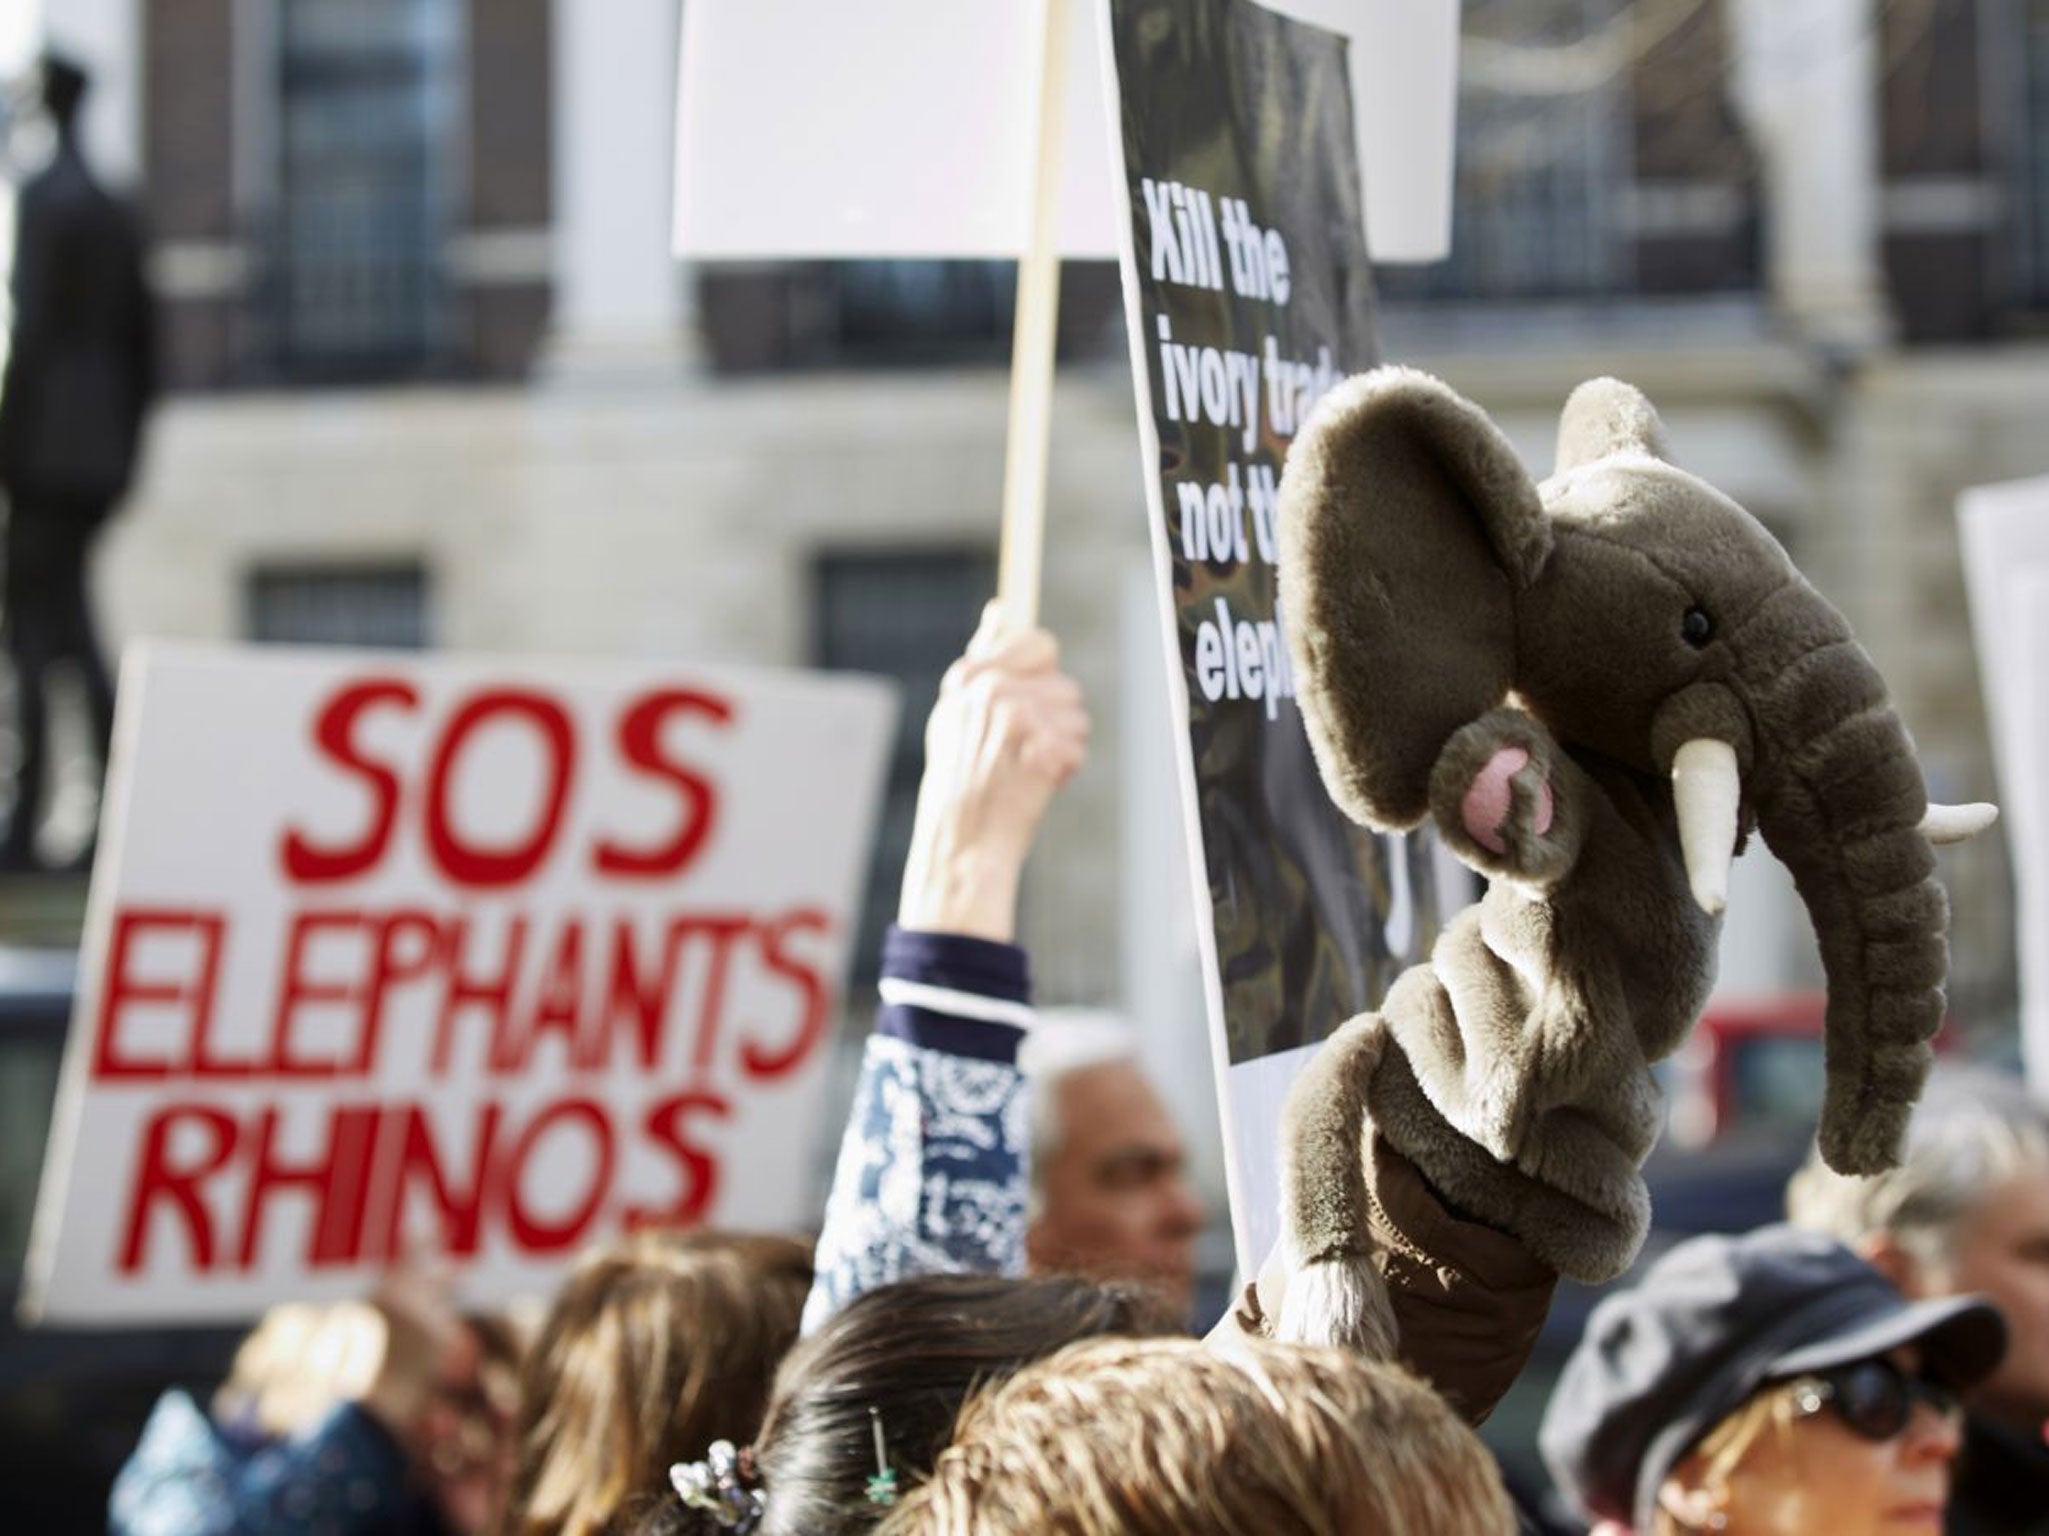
[{"xmin": 1732, "ymin": 584, "xmax": 1948, "ymax": 1175}]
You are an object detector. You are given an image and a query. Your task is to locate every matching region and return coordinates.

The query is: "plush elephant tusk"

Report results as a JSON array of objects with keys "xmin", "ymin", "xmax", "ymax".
[
  {"xmin": 1672, "ymin": 738, "xmax": 1743, "ymax": 916},
  {"xmin": 1921, "ymin": 801, "xmax": 2000, "ymax": 845}
]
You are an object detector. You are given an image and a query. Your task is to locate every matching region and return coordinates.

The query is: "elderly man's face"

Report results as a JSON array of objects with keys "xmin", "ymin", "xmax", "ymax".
[
  {"xmin": 1024, "ymin": 1060, "xmax": 1204, "ymax": 1318},
  {"xmin": 1939, "ymin": 1171, "xmax": 2049, "ymax": 1424}
]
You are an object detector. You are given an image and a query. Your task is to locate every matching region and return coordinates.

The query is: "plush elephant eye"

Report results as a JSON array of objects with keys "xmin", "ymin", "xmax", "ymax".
[{"xmin": 1681, "ymin": 607, "xmax": 1714, "ymax": 648}]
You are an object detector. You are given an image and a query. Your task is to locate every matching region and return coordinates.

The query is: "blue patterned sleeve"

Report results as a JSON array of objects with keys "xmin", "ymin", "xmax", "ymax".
[
  {"xmin": 229, "ymin": 1404, "xmax": 415, "ymax": 1533},
  {"xmin": 109, "ymin": 1391, "xmax": 418, "ymax": 1536},
  {"xmin": 802, "ymin": 927, "xmax": 1034, "ymax": 1334}
]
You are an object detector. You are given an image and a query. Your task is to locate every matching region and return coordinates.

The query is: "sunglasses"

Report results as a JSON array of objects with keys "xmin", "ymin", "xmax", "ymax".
[{"xmin": 1787, "ymin": 1357, "xmax": 1961, "ymax": 1443}]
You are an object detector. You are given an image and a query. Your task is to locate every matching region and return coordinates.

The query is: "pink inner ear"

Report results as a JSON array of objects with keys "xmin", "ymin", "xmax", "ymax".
[{"xmin": 1462, "ymin": 746, "xmax": 1553, "ymax": 854}]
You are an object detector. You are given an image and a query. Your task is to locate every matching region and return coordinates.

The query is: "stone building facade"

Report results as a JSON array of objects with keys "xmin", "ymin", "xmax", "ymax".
[{"xmin": 11, "ymin": 0, "xmax": 2049, "ymax": 1231}]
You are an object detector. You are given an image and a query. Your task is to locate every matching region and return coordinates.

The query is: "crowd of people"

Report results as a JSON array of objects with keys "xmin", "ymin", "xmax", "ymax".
[
  {"xmin": 98, "ymin": 608, "xmax": 2049, "ymax": 1534},
  {"xmin": 4, "ymin": 39, "xmax": 2043, "ymax": 1536}
]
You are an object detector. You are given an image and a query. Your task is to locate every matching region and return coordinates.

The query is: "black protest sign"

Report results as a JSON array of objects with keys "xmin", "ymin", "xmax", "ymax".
[{"xmin": 1102, "ymin": 0, "xmax": 1439, "ymax": 1267}]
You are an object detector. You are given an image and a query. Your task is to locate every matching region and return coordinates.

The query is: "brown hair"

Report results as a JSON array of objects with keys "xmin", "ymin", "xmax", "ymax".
[
  {"xmin": 880, "ymin": 1336, "xmax": 1516, "ymax": 1536},
  {"xmin": 1651, "ymin": 1385, "xmax": 1801, "ymax": 1536},
  {"xmin": 497, "ymin": 1230, "xmax": 812, "ymax": 1536},
  {"xmin": 754, "ymin": 1273, "xmax": 1174, "ymax": 1536},
  {"xmin": 630, "ymin": 1273, "xmax": 1177, "ymax": 1536}
]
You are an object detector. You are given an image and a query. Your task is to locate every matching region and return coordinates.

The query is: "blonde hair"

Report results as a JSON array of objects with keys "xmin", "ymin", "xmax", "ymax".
[
  {"xmin": 497, "ymin": 1230, "xmax": 812, "ymax": 1536},
  {"xmin": 1787, "ymin": 1064, "xmax": 2049, "ymax": 1278},
  {"xmin": 1652, "ymin": 1384, "xmax": 1802, "ymax": 1536},
  {"xmin": 215, "ymin": 1301, "xmax": 382, "ymax": 1437},
  {"xmin": 878, "ymin": 1336, "xmax": 1514, "ymax": 1536}
]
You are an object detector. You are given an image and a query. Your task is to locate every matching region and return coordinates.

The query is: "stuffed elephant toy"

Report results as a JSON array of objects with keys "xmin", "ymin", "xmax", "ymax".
[{"xmin": 1272, "ymin": 368, "xmax": 1996, "ymax": 1307}]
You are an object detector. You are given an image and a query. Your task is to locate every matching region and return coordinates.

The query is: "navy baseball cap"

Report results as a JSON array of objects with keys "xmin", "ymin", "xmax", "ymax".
[{"xmin": 1540, "ymin": 1224, "xmax": 2006, "ymax": 1529}]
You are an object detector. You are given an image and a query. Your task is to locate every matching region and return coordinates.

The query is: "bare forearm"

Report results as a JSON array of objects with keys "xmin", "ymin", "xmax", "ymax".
[{"xmin": 898, "ymin": 837, "xmax": 1026, "ymax": 942}]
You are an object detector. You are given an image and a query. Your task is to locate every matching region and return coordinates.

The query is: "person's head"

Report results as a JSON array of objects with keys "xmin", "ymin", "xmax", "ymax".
[
  {"xmin": 36, "ymin": 51, "xmax": 89, "ymax": 135},
  {"xmin": 1787, "ymin": 1063, "xmax": 2049, "ymax": 1425},
  {"xmin": 498, "ymin": 1230, "xmax": 812, "ymax": 1536},
  {"xmin": 878, "ymin": 1335, "xmax": 1515, "ymax": 1536},
  {"xmin": 1543, "ymin": 1225, "xmax": 2006, "ymax": 1535},
  {"xmin": 216, "ymin": 1292, "xmax": 525, "ymax": 1535},
  {"xmin": 214, "ymin": 1300, "xmax": 385, "ymax": 1437},
  {"xmin": 715, "ymin": 1273, "xmax": 1174, "ymax": 1536},
  {"xmin": 1019, "ymin": 1013, "xmax": 1204, "ymax": 1316},
  {"xmin": 427, "ymin": 1308, "xmax": 529, "ymax": 1535}
]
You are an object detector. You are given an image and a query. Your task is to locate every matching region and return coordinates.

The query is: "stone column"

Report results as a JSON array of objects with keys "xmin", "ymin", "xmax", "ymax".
[
  {"xmin": 1728, "ymin": 0, "xmax": 1892, "ymax": 350},
  {"xmin": 543, "ymin": 0, "xmax": 701, "ymax": 383}
]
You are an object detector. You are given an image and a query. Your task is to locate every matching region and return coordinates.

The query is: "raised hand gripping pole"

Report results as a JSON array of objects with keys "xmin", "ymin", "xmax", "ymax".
[{"xmin": 996, "ymin": 0, "xmax": 1072, "ymax": 628}]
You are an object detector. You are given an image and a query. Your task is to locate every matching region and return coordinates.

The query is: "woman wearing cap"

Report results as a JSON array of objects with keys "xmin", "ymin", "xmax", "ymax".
[{"xmin": 1541, "ymin": 1223, "xmax": 2007, "ymax": 1534}]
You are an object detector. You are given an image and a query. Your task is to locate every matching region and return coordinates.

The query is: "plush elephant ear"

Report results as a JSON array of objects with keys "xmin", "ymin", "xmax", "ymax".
[
  {"xmin": 1279, "ymin": 366, "xmax": 1552, "ymax": 830},
  {"xmin": 1553, "ymin": 375, "xmax": 1673, "ymax": 473}
]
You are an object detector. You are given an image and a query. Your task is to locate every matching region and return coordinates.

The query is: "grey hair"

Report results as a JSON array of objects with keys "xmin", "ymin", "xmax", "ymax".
[
  {"xmin": 1017, "ymin": 1010, "xmax": 1139, "ymax": 1221},
  {"xmin": 1786, "ymin": 1063, "xmax": 2049, "ymax": 1276}
]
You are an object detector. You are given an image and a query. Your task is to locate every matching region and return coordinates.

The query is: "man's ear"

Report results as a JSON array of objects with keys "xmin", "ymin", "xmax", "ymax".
[{"xmin": 1857, "ymin": 1232, "xmax": 1937, "ymax": 1298}]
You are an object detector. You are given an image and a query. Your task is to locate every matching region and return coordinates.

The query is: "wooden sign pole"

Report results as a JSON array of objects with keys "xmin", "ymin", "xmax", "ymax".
[{"xmin": 996, "ymin": 0, "xmax": 1072, "ymax": 627}]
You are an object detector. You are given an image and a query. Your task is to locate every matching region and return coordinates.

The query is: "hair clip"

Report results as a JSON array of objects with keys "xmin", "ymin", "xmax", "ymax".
[
  {"xmin": 864, "ymin": 1406, "xmax": 898, "ymax": 1507},
  {"xmin": 671, "ymin": 1440, "xmax": 766, "ymax": 1533}
]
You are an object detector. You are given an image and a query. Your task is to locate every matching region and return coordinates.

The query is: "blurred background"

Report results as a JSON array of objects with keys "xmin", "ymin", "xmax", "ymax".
[{"xmin": 1, "ymin": 0, "xmax": 2046, "ymax": 1521}]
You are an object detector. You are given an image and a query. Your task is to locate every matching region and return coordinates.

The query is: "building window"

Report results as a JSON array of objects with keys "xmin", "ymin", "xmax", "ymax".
[
  {"xmin": 1381, "ymin": 0, "xmax": 1760, "ymax": 305},
  {"xmin": 246, "ymin": 563, "xmax": 432, "ymax": 649},
  {"xmin": 830, "ymin": 262, "xmax": 1017, "ymax": 362},
  {"xmin": 0, "ymin": 964, "xmax": 72, "ymax": 1291},
  {"xmin": 812, "ymin": 550, "xmax": 994, "ymax": 988},
  {"xmin": 1383, "ymin": 0, "xmax": 1634, "ymax": 302},
  {"xmin": 2019, "ymin": 0, "xmax": 2049, "ymax": 306},
  {"xmin": 697, "ymin": 260, "xmax": 1126, "ymax": 372},
  {"xmin": 275, "ymin": 0, "xmax": 459, "ymax": 376}
]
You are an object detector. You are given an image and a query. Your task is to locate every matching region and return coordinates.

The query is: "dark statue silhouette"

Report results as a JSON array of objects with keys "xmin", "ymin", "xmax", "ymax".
[{"xmin": 0, "ymin": 53, "xmax": 156, "ymax": 870}]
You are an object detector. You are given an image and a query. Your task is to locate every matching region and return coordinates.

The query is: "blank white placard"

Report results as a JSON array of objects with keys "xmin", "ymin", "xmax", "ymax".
[
  {"xmin": 1959, "ymin": 477, "xmax": 2049, "ymax": 854},
  {"xmin": 1958, "ymin": 480, "xmax": 2049, "ymax": 1095},
  {"xmin": 673, "ymin": 0, "xmax": 1458, "ymax": 263},
  {"xmin": 2015, "ymin": 586, "xmax": 2049, "ymax": 1097}
]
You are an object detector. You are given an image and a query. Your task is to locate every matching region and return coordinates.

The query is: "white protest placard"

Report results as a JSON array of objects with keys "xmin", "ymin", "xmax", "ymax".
[
  {"xmin": 1959, "ymin": 478, "xmax": 2049, "ymax": 842},
  {"xmin": 24, "ymin": 644, "xmax": 895, "ymax": 1324},
  {"xmin": 1958, "ymin": 479, "xmax": 2049, "ymax": 1091},
  {"xmin": 1097, "ymin": 0, "xmax": 1441, "ymax": 1276},
  {"xmin": 672, "ymin": 0, "xmax": 1459, "ymax": 263},
  {"xmin": 2016, "ymin": 584, "xmax": 2049, "ymax": 1096}
]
